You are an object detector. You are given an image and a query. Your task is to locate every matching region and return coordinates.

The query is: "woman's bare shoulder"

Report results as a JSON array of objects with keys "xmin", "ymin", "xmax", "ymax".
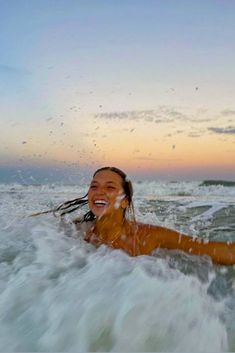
[
  {"xmin": 133, "ymin": 221, "xmax": 183, "ymax": 244},
  {"xmin": 125, "ymin": 221, "xmax": 166, "ymax": 255},
  {"xmin": 128, "ymin": 221, "xmax": 168, "ymax": 242},
  {"xmin": 132, "ymin": 221, "xmax": 167, "ymax": 234}
]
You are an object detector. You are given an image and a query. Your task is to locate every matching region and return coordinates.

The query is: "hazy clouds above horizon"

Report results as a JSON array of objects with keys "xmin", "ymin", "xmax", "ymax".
[{"xmin": 0, "ymin": 0, "xmax": 235, "ymax": 182}]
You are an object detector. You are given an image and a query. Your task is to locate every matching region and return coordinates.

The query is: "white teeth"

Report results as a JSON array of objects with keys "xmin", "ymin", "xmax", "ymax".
[{"xmin": 94, "ymin": 200, "xmax": 108, "ymax": 206}]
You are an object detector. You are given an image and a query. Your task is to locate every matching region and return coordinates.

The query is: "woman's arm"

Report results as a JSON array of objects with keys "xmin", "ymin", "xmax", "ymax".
[{"xmin": 136, "ymin": 223, "xmax": 235, "ymax": 265}]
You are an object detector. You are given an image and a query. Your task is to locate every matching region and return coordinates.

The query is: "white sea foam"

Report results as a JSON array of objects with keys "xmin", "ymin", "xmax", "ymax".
[
  {"xmin": 0, "ymin": 181, "xmax": 235, "ymax": 351},
  {"xmin": 133, "ymin": 180, "xmax": 235, "ymax": 199}
]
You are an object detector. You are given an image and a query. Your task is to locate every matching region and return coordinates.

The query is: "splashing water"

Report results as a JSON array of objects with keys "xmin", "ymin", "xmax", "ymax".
[{"xmin": 0, "ymin": 181, "xmax": 235, "ymax": 352}]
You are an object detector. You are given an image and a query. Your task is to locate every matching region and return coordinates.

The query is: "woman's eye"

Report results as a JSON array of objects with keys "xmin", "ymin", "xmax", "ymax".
[
  {"xmin": 90, "ymin": 185, "xmax": 97, "ymax": 189},
  {"xmin": 107, "ymin": 186, "xmax": 115, "ymax": 190}
]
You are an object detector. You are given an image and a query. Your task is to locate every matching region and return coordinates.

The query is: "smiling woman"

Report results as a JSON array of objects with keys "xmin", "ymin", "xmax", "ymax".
[
  {"xmin": 32, "ymin": 166, "xmax": 235, "ymax": 265},
  {"xmin": 88, "ymin": 168, "xmax": 130, "ymax": 218}
]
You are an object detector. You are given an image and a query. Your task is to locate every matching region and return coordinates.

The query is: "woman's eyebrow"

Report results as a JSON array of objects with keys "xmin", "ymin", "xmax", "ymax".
[
  {"xmin": 90, "ymin": 181, "xmax": 98, "ymax": 185},
  {"xmin": 90, "ymin": 180, "xmax": 118, "ymax": 185}
]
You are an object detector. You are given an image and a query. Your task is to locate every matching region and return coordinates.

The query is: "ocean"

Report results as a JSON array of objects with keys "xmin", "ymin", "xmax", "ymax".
[{"xmin": 0, "ymin": 180, "xmax": 235, "ymax": 352}]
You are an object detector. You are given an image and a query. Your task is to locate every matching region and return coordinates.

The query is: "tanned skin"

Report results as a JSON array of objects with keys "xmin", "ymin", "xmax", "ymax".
[{"xmin": 85, "ymin": 170, "xmax": 235, "ymax": 265}]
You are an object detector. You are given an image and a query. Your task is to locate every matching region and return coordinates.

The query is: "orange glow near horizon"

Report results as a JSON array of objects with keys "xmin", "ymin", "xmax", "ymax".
[{"xmin": 1, "ymin": 108, "xmax": 235, "ymax": 180}]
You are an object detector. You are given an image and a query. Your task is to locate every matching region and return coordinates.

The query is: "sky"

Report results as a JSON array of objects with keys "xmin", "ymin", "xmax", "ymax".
[{"xmin": 0, "ymin": 0, "xmax": 235, "ymax": 183}]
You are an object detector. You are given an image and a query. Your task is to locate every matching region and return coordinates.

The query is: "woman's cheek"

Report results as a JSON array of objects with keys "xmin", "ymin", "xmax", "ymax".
[{"xmin": 114, "ymin": 194, "xmax": 125, "ymax": 209}]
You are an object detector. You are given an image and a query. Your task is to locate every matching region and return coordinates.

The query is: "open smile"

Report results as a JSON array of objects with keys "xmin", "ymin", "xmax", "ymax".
[{"xmin": 93, "ymin": 199, "xmax": 109, "ymax": 208}]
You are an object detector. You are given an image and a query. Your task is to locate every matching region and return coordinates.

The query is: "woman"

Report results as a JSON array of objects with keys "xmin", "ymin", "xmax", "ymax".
[{"xmin": 35, "ymin": 166, "xmax": 235, "ymax": 265}]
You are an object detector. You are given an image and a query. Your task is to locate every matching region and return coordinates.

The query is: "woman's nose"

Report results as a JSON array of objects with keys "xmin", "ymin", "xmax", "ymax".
[{"xmin": 95, "ymin": 186, "xmax": 106, "ymax": 194}]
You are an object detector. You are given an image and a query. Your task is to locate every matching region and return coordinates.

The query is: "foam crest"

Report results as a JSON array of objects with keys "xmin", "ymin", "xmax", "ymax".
[
  {"xmin": 0, "ymin": 182, "xmax": 235, "ymax": 351},
  {"xmin": 0, "ymin": 217, "xmax": 228, "ymax": 351}
]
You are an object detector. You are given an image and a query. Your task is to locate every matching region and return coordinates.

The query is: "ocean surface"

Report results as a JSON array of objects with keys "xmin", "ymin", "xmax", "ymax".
[{"xmin": 0, "ymin": 180, "xmax": 235, "ymax": 352}]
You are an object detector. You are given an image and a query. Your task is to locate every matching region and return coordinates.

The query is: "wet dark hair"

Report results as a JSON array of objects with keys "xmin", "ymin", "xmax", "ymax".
[{"xmin": 31, "ymin": 167, "xmax": 135, "ymax": 222}]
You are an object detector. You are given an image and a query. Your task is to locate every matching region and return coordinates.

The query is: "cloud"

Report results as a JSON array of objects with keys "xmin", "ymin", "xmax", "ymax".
[
  {"xmin": 220, "ymin": 110, "xmax": 235, "ymax": 117},
  {"xmin": 94, "ymin": 107, "xmax": 188, "ymax": 124},
  {"xmin": 94, "ymin": 106, "xmax": 221, "ymax": 125},
  {"xmin": 95, "ymin": 110, "xmax": 166, "ymax": 123},
  {"xmin": 188, "ymin": 132, "xmax": 201, "ymax": 138},
  {"xmin": 208, "ymin": 126, "xmax": 235, "ymax": 135}
]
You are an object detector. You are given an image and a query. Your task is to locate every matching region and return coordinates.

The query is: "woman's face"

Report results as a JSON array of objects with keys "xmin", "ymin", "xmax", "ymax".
[{"xmin": 88, "ymin": 170, "xmax": 127, "ymax": 218}]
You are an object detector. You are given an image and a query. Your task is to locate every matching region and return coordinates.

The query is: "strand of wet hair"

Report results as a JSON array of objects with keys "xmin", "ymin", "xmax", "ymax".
[
  {"xmin": 29, "ymin": 194, "xmax": 88, "ymax": 217},
  {"xmin": 58, "ymin": 201, "xmax": 88, "ymax": 216},
  {"xmin": 55, "ymin": 195, "xmax": 88, "ymax": 212}
]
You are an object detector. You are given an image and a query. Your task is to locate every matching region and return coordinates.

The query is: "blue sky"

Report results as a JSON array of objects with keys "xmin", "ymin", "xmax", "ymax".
[{"xmin": 0, "ymin": 0, "xmax": 235, "ymax": 183}]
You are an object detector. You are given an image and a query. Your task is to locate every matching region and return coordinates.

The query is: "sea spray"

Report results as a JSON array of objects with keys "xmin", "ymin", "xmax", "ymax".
[{"xmin": 0, "ymin": 181, "xmax": 234, "ymax": 351}]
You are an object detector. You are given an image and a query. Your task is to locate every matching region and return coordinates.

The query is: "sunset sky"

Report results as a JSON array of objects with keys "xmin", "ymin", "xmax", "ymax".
[{"xmin": 1, "ymin": 0, "xmax": 235, "ymax": 183}]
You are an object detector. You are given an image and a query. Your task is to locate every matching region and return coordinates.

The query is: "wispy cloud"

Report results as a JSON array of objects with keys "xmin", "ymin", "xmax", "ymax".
[
  {"xmin": 95, "ymin": 106, "xmax": 221, "ymax": 125},
  {"xmin": 95, "ymin": 107, "xmax": 235, "ymax": 141},
  {"xmin": 95, "ymin": 107, "xmax": 189, "ymax": 124},
  {"xmin": 208, "ymin": 126, "xmax": 235, "ymax": 135},
  {"xmin": 220, "ymin": 110, "xmax": 235, "ymax": 117},
  {"xmin": 188, "ymin": 132, "xmax": 201, "ymax": 138},
  {"xmin": 95, "ymin": 109, "xmax": 172, "ymax": 123}
]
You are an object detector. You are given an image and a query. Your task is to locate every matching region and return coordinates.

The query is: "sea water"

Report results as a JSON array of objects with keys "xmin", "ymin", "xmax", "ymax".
[{"xmin": 0, "ymin": 180, "xmax": 235, "ymax": 352}]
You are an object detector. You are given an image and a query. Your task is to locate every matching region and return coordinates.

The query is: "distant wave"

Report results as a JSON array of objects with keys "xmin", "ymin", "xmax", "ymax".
[{"xmin": 200, "ymin": 180, "xmax": 235, "ymax": 187}]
